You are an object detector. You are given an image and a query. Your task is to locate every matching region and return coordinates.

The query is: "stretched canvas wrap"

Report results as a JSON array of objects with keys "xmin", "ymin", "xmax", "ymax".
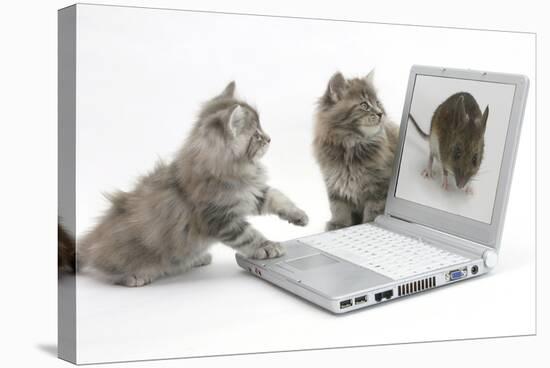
[{"xmin": 58, "ymin": 4, "xmax": 536, "ymax": 364}]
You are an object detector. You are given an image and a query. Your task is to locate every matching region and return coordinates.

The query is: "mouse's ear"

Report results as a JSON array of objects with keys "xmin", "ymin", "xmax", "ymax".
[
  {"xmin": 480, "ymin": 105, "xmax": 489, "ymax": 133},
  {"xmin": 454, "ymin": 95, "xmax": 468, "ymax": 129}
]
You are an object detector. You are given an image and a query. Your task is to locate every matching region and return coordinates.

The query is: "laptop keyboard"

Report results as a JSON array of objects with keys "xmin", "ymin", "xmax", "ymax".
[{"xmin": 298, "ymin": 223, "xmax": 470, "ymax": 280}]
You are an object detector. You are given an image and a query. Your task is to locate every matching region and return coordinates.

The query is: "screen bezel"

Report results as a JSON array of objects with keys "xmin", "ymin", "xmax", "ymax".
[{"xmin": 385, "ymin": 65, "xmax": 529, "ymax": 248}]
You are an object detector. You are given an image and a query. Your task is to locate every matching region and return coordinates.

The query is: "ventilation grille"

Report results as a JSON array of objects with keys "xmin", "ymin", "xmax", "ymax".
[{"xmin": 398, "ymin": 276, "xmax": 436, "ymax": 297}]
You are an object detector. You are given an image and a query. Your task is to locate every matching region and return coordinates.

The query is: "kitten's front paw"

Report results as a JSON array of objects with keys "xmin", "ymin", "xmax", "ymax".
[
  {"xmin": 284, "ymin": 208, "xmax": 309, "ymax": 227},
  {"xmin": 326, "ymin": 221, "xmax": 346, "ymax": 231},
  {"xmin": 192, "ymin": 252, "xmax": 212, "ymax": 267},
  {"xmin": 251, "ymin": 241, "xmax": 285, "ymax": 259},
  {"xmin": 118, "ymin": 275, "xmax": 152, "ymax": 287}
]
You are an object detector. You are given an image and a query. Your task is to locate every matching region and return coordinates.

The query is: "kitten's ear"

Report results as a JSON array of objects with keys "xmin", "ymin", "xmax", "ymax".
[
  {"xmin": 327, "ymin": 72, "xmax": 346, "ymax": 102},
  {"xmin": 364, "ymin": 69, "xmax": 376, "ymax": 83},
  {"xmin": 219, "ymin": 81, "xmax": 236, "ymax": 99},
  {"xmin": 228, "ymin": 105, "xmax": 245, "ymax": 136},
  {"xmin": 480, "ymin": 105, "xmax": 489, "ymax": 133}
]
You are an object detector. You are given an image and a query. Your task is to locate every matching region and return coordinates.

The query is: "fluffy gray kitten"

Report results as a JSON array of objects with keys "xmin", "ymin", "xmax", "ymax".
[
  {"xmin": 79, "ymin": 82, "xmax": 309, "ymax": 287},
  {"xmin": 313, "ymin": 71, "xmax": 399, "ymax": 230}
]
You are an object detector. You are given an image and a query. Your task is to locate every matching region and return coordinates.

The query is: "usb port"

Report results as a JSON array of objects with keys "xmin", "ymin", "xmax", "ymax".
[
  {"xmin": 340, "ymin": 299, "xmax": 353, "ymax": 309},
  {"xmin": 354, "ymin": 295, "xmax": 368, "ymax": 304}
]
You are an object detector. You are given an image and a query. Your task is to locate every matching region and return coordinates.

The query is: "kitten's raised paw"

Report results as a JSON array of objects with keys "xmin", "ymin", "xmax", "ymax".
[
  {"xmin": 285, "ymin": 208, "xmax": 309, "ymax": 226},
  {"xmin": 251, "ymin": 241, "xmax": 285, "ymax": 259},
  {"xmin": 192, "ymin": 252, "xmax": 212, "ymax": 267},
  {"xmin": 118, "ymin": 275, "xmax": 152, "ymax": 287}
]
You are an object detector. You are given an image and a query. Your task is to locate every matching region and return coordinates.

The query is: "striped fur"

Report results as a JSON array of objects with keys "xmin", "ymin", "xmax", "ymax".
[
  {"xmin": 79, "ymin": 82, "xmax": 308, "ymax": 287},
  {"xmin": 313, "ymin": 71, "xmax": 399, "ymax": 230}
]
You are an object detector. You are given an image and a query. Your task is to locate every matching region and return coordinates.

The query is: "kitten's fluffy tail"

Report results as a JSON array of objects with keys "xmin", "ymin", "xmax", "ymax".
[
  {"xmin": 58, "ymin": 223, "xmax": 76, "ymax": 275},
  {"xmin": 409, "ymin": 114, "xmax": 429, "ymax": 139}
]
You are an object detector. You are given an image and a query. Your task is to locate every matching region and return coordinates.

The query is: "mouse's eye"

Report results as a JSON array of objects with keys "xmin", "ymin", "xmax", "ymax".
[
  {"xmin": 360, "ymin": 101, "xmax": 369, "ymax": 110},
  {"xmin": 472, "ymin": 153, "xmax": 478, "ymax": 166},
  {"xmin": 453, "ymin": 146, "xmax": 462, "ymax": 160}
]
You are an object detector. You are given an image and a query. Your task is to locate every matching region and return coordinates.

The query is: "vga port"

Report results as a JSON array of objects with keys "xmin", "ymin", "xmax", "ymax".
[{"xmin": 446, "ymin": 267, "xmax": 467, "ymax": 282}]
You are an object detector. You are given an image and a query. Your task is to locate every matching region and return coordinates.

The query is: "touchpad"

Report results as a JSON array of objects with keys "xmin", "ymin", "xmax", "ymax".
[{"xmin": 285, "ymin": 254, "xmax": 339, "ymax": 270}]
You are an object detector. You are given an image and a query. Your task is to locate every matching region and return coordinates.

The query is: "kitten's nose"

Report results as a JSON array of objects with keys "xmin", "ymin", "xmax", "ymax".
[
  {"xmin": 376, "ymin": 112, "xmax": 383, "ymax": 118},
  {"xmin": 264, "ymin": 135, "xmax": 271, "ymax": 143}
]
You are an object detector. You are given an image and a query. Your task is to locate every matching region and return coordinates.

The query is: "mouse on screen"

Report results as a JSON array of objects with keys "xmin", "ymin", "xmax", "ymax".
[{"xmin": 409, "ymin": 92, "xmax": 489, "ymax": 194}]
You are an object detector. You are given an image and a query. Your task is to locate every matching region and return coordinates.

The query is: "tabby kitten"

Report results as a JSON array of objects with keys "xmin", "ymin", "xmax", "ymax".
[
  {"xmin": 313, "ymin": 71, "xmax": 399, "ymax": 230},
  {"xmin": 79, "ymin": 82, "xmax": 309, "ymax": 287}
]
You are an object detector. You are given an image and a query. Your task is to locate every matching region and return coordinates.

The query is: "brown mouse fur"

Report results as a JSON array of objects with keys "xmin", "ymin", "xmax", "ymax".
[{"xmin": 409, "ymin": 92, "xmax": 489, "ymax": 192}]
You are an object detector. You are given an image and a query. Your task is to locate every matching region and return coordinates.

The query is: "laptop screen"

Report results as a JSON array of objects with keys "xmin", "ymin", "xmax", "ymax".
[{"xmin": 394, "ymin": 74, "xmax": 516, "ymax": 224}]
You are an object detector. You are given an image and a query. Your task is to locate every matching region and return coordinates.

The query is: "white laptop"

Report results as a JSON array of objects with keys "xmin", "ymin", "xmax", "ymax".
[{"xmin": 236, "ymin": 65, "xmax": 529, "ymax": 313}]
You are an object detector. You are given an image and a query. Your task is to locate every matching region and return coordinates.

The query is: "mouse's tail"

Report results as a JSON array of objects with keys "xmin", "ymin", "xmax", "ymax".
[{"xmin": 409, "ymin": 114, "xmax": 429, "ymax": 140}]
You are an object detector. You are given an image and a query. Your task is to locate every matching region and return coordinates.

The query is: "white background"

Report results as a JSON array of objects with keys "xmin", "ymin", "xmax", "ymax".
[
  {"xmin": 0, "ymin": 1, "xmax": 548, "ymax": 368},
  {"xmin": 396, "ymin": 75, "xmax": 516, "ymax": 223},
  {"xmin": 71, "ymin": 4, "xmax": 536, "ymax": 364}
]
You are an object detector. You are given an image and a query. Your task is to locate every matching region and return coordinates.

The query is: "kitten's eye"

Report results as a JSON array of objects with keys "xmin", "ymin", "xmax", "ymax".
[
  {"xmin": 472, "ymin": 153, "xmax": 478, "ymax": 166},
  {"xmin": 453, "ymin": 146, "xmax": 462, "ymax": 160},
  {"xmin": 360, "ymin": 102, "xmax": 369, "ymax": 110}
]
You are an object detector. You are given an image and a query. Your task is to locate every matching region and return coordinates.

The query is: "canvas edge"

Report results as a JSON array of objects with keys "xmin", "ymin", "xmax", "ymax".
[{"xmin": 58, "ymin": 4, "xmax": 77, "ymax": 364}]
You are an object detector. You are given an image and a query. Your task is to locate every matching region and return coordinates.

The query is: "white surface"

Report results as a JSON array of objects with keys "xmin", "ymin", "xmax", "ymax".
[
  {"xmin": 74, "ymin": 229, "xmax": 535, "ymax": 364},
  {"xmin": 396, "ymin": 75, "xmax": 516, "ymax": 223},
  {"xmin": 70, "ymin": 4, "xmax": 536, "ymax": 364},
  {"xmin": 1, "ymin": 0, "xmax": 548, "ymax": 367}
]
